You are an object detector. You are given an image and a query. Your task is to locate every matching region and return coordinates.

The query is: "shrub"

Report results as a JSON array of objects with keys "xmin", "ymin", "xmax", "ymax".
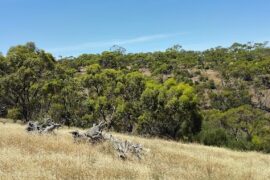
[
  {"xmin": 81, "ymin": 114, "xmax": 95, "ymax": 127},
  {"xmin": 200, "ymin": 129, "xmax": 229, "ymax": 147},
  {"xmin": 7, "ymin": 108, "xmax": 22, "ymax": 121},
  {"xmin": 138, "ymin": 78, "xmax": 202, "ymax": 140}
]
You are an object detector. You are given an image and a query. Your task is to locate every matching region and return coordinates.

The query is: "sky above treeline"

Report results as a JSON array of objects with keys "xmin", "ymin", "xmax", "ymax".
[{"xmin": 1, "ymin": 0, "xmax": 270, "ymax": 57}]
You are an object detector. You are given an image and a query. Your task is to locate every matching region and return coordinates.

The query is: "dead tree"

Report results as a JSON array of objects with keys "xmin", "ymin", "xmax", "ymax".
[
  {"xmin": 42, "ymin": 124, "xmax": 61, "ymax": 134},
  {"xmin": 70, "ymin": 122, "xmax": 106, "ymax": 144},
  {"xmin": 25, "ymin": 120, "xmax": 61, "ymax": 134},
  {"xmin": 106, "ymin": 135, "xmax": 143, "ymax": 160},
  {"xmin": 26, "ymin": 121, "xmax": 40, "ymax": 132},
  {"xmin": 70, "ymin": 130, "xmax": 90, "ymax": 143},
  {"xmin": 85, "ymin": 121, "xmax": 106, "ymax": 143},
  {"xmin": 70, "ymin": 121, "xmax": 145, "ymax": 160}
]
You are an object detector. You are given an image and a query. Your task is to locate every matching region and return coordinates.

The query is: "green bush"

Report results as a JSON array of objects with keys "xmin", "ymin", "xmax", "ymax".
[
  {"xmin": 227, "ymin": 139, "xmax": 253, "ymax": 151},
  {"xmin": 7, "ymin": 108, "xmax": 22, "ymax": 121},
  {"xmin": 200, "ymin": 129, "xmax": 229, "ymax": 147},
  {"xmin": 138, "ymin": 78, "xmax": 202, "ymax": 140},
  {"xmin": 81, "ymin": 114, "xmax": 95, "ymax": 127}
]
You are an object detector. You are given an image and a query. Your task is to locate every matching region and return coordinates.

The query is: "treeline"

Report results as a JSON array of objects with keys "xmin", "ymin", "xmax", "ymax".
[{"xmin": 0, "ymin": 42, "xmax": 270, "ymax": 152}]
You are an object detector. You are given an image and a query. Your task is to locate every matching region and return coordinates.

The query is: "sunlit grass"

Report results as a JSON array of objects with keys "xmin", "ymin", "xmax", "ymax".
[{"xmin": 0, "ymin": 120, "xmax": 270, "ymax": 180}]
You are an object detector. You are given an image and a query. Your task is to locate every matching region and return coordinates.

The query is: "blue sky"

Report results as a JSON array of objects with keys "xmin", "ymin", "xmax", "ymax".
[{"xmin": 1, "ymin": 0, "xmax": 270, "ymax": 57}]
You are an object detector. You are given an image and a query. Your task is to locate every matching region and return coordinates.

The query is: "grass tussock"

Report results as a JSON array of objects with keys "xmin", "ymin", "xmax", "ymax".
[{"xmin": 0, "ymin": 121, "xmax": 270, "ymax": 180}]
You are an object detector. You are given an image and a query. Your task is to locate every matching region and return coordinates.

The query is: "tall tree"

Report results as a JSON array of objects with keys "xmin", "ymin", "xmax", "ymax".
[{"xmin": 0, "ymin": 42, "xmax": 55, "ymax": 122}]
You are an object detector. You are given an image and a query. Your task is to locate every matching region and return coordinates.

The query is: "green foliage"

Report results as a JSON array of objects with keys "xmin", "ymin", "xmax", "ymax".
[
  {"xmin": 82, "ymin": 65, "xmax": 147, "ymax": 131},
  {"xmin": 0, "ymin": 43, "xmax": 55, "ymax": 122},
  {"xmin": 1, "ymin": 41, "xmax": 270, "ymax": 153},
  {"xmin": 153, "ymin": 64, "xmax": 173, "ymax": 75},
  {"xmin": 7, "ymin": 107, "xmax": 22, "ymax": 120},
  {"xmin": 199, "ymin": 129, "xmax": 229, "ymax": 147},
  {"xmin": 138, "ymin": 78, "xmax": 202, "ymax": 140},
  {"xmin": 99, "ymin": 51, "xmax": 125, "ymax": 69},
  {"xmin": 44, "ymin": 68, "xmax": 86, "ymax": 126},
  {"xmin": 210, "ymin": 87, "xmax": 251, "ymax": 111},
  {"xmin": 201, "ymin": 106, "xmax": 270, "ymax": 152}
]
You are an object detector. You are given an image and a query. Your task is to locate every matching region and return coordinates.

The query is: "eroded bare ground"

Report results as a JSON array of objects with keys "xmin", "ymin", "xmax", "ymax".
[{"xmin": 0, "ymin": 122, "xmax": 270, "ymax": 180}]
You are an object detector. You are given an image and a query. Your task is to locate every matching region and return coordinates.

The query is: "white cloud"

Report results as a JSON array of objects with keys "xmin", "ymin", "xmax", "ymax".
[{"xmin": 47, "ymin": 32, "xmax": 186, "ymax": 53}]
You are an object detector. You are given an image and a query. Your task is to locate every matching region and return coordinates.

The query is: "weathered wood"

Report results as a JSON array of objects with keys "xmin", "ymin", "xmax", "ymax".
[
  {"xmin": 70, "ymin": 121, "xmax": 145, "ymax": 160},
  {"xmin": 84, "ymin": 121, "xmax": 106, "ymax": 143},
  {"xmin": 42, "ymin": 124, "xmax": 61, "ymax": 134},
  {"xmin": 25, "ymin": 120, "xmax": 61, "ymax": 134},
  {"xmin": 70, "ymin": 130, "xmax": 90, "ymax": 143},
  {"xmin": 107, "ymin": 135, "xmax": 143, "ymax": 160},
  {"xmin": 26, "ymin": 121, "xmax": 40, "ymax": 132}
]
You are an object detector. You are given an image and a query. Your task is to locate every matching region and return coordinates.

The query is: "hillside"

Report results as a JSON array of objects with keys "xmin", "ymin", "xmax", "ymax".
[
  {"xmin": 1, "ymin": 42, "xmax": 270, "ymax": 154},
  {"xmin": 0, "ymin": 122, "xmax": 270, "ymax": 180}
]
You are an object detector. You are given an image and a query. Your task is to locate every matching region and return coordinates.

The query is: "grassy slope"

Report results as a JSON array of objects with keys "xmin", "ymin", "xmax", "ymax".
[{"xmin": 0, "ymin": 121, "xmax": 270, "ymax": 180}]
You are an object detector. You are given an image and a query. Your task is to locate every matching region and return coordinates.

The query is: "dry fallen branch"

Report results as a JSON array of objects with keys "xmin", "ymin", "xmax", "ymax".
[
  {"xmin": 70, "ymin": 121, "xmax": 106, "ymax": 144},
  {"xmin": 26, "ymin": 119, "xmax": 61, "ymax": 134},
  {"xmin": 85, "ymin": 121, "xmax": 106, "ymax": 143},
  {"xmin": 107, "ymin": 135, "xmax": 144, "ymax": 160},
  {"xmin": 70, "ymin": 122, "xmax": 146, "ymax": 160},
  {"xmin": 70, "ymin": 130, "xmax": 90, "ymax": 143}
]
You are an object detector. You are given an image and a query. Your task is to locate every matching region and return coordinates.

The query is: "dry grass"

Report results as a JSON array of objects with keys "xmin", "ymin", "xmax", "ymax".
[
  {"xmin": 139, "ymin": 68, "xmax": 151, "ymax": 76},
  {"xmin": 202, "ymin": 69, "xmax": 222, "ymax": 86},
  {"xmin": 0, "ymin": 121, "xmax": 270, "ymax": 180}
]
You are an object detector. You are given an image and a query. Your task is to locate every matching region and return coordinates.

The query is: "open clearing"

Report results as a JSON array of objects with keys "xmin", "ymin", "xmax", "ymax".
[{"xmin": 0, "ymin": 122, "xmax": 270, "ymax": 180}]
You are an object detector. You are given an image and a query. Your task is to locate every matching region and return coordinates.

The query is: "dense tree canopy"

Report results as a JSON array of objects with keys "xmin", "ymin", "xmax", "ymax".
[
  {"xmin": 1, "ymin": 42, "xmax": 270, "ymax": 152},
  {"xmin": 138, "ymin": 78, "xmax": 201, "ymax": 140}
]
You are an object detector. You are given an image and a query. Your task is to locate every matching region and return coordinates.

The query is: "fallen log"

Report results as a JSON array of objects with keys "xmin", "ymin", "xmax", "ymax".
[
  {"xmin": 70, "ymin": 122, "xmax": 146, "ymax": 160},
  {"xmin": 42, "ymin": 123, "xmax": 61, "ymax": 134},
  {"xmin": 25, "ymin": 119, "xmax": 61, "ymax": 134},
  {"xmin": 70, "ymin": 130, "xmax": 90, "ymax": 143},
  {"xmin": 106, "ymin": 135, "xmax": 144, "ymax": 160},
  {"xmin": 85, "ymin": 121, "xmax": 106, "ymax": 143}
]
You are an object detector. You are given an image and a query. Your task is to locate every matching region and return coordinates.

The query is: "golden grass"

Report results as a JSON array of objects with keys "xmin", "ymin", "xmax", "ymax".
[
  {"xmin": 202, "ymin": 69, "xmax": 222, "ymax": 86},
  {"xmin": 0, "ymin": 121, "xmax": 270, "ymax": 180}
]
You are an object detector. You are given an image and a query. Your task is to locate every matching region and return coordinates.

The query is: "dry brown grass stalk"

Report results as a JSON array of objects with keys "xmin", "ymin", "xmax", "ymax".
[{"xmin": 0, "ymin": 122, "xmax": 270, "ymax": 180}]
